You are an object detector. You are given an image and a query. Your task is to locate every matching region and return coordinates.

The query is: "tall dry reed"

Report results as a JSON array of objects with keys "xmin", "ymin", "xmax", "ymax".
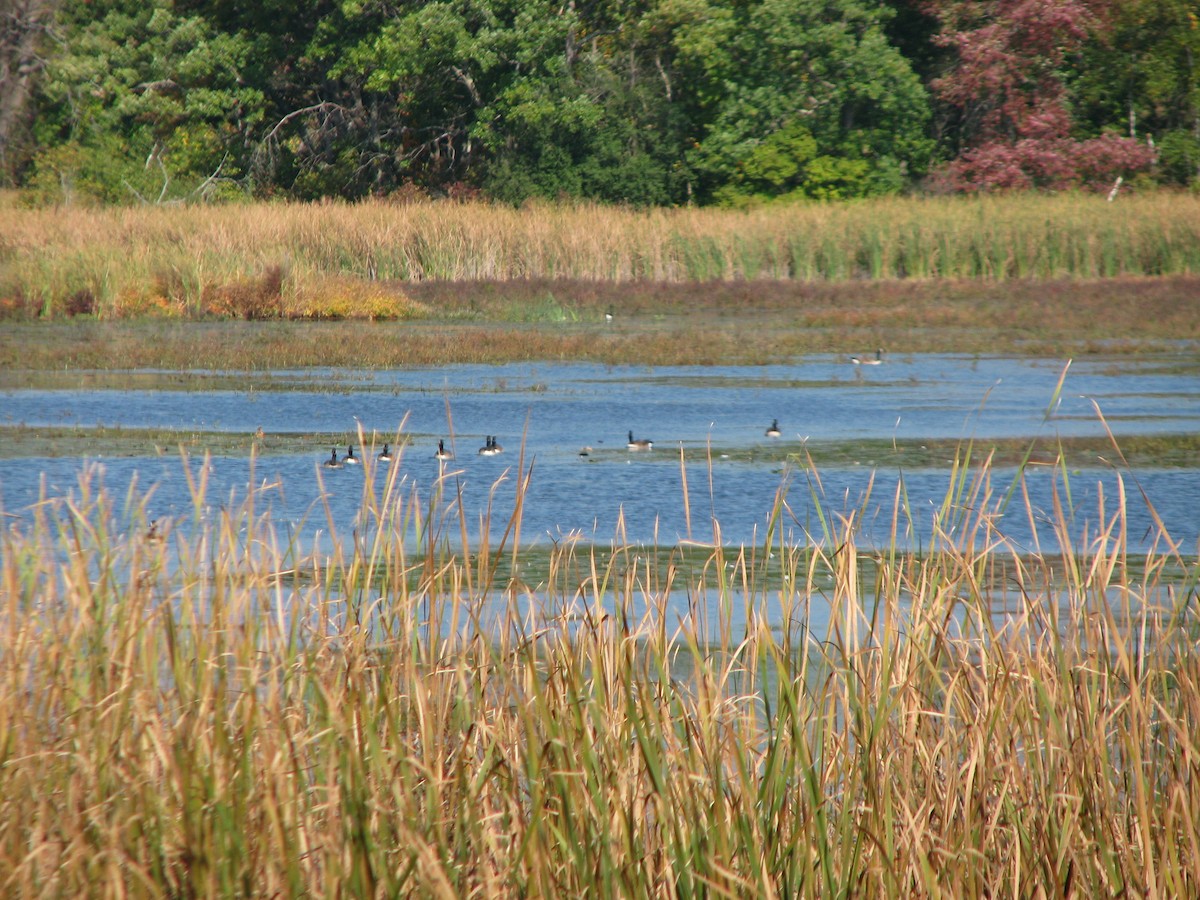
[
  {"xmin": 2, "ymin": 193, "xmax": 1199, "ymax": 317},
  {"xmin": 1, "ymin": 433, "xmax": 1197, "ymax": 896}
]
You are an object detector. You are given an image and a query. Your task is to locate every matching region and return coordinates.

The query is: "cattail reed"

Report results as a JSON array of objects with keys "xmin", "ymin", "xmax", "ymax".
[
  {"xmin": 0, "ymin": 438, "xmax": 1196, "ymax": 895},
  {"xmin": 2, "ymin": 193, "xmax": 1199, "ymax": 319}
]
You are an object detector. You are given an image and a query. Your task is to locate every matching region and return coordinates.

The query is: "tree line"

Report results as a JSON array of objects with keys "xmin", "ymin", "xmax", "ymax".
[{"xmin": 1, "ymin": 0, "xmax": 1196, "ymax": 206}]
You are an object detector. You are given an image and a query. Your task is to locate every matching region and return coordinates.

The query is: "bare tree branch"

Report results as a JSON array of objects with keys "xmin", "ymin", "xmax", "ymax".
[{"xmin": 260, "ymin": 101, "xmax": 347, "ymax": 146}]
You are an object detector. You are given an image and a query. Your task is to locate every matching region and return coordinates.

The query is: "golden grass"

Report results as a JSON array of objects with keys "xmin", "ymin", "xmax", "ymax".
[
  {"xmin": 2, "ymin": 193, "xmax": 1199, "ymax": 319},
  {"xmin": 2, "ymin": 274, "xmax": 1199, "ymax": 370},
  {"xmin": 1, "ymin": 437, "xmax": 1197, "ymax": 895}
]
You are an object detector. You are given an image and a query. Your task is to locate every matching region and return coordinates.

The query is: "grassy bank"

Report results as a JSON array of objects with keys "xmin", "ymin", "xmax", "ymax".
[
  {"xmin": 2, "ymin": 193, "xmax": 1199, "ymax": 320},
  {"xmin": 1, "ymin": 446, "xmax": 1198, "ymax": 895},
  {"xmin": 2, "ymin": 275, "xmax": 1199, "ymax": 368}
]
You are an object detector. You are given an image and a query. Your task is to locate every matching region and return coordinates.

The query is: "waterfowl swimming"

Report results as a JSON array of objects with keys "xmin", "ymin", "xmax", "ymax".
[
  {"xmin": 435, "ymin": 439, "xmax": 453, "ymax": 460},
  {"xmin": 850, "ymin": 348, "xmax": 884, "ymax": 365},
  {"xmin": 379, "ymin": 443, "xmax": 392, "ymax": 462},
  {"xmin": 578, "ymin": 446, "xmax": 592, "ymax": 457},
  {"xmin": 765, "ymin": 419, "xmax": 782, "ymax": 437},
  {"xmin": 343, "ymin": 445, "xmax": 360, "ymax": 465},
  {"xmin": 627, "ymin": 430, "xmax": 653, "ymax": 451},
  {"xmin": 478, "ymin": 435, "xmax": 504, "ymax": 456},
  {"xmin": 323, "ymin": 448, "xmax": 342, "ymax": 468}
]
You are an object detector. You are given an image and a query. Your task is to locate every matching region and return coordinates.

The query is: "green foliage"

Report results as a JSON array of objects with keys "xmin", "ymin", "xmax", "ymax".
[
  {"xmin": 1157, "ymin": 130, "xmax": 1200, "ymax": 186},
  {"xmin": 18, "ymin": 0, "xmax": 938, "ymax": 205},
  {"xmin": 26, "ymin": 0, "xmax": 260, "ymax": 204},
  {"xmin": 690, "ymin": 0, "xmax": 932, "ymax": 204},
  {"xmin": 804, "ymin": 156, "xmax": 874, "ymax": 201},
  {"xmin": 1073, "ymin": 0, "xmax": 1199, "ymax": 179},
  {"xmin": 11, "ymin": 0, "xmax": 1196, "ymax": 204},
  {"xmin": 742, "ymin": 125, "xmax": 818, "ymax": 190}
]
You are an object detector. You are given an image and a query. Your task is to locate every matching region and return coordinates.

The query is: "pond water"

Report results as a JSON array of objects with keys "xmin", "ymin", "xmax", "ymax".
[{"xmin": 2, "ymin": 354, "xmax": 1199, "ymax": 556}]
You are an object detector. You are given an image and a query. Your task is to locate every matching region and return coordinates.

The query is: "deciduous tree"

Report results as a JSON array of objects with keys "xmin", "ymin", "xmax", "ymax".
[
  {"xmin": 26, "ymin": 0, "xmax": 261, "ymax": 203},
  {"xmin": 924, "ymin": 0, "xmax": 1154, "ymax": 191},
  {"xmin": 0, "ymin": 0, "xmax": 60, "ymax": 183}
]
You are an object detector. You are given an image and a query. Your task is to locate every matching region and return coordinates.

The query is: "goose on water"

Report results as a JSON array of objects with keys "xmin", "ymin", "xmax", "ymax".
[
  {"xmin": 478, "ymin": 435, "xmax": 504, "ymax": 456},
  {"xmin": 627, "ymin": 430, "xmax": 653, "ymax": 451},
  {"xmin": 850, "ymin": 348, "xmax": 884, "ymax": 365}
]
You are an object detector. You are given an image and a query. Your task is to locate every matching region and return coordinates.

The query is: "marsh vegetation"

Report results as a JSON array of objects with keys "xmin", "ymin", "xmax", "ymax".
[
  {"xmin": 4, "ymin": 192, "xmax": 1200, "ymax": 894},
  {"xmin": 1, "ymin": 441, "xmax": 1197, "ymax": 895},
  {"xmin": 3, "ymin": 194, "xmax": 1200, "ymax": 325}
]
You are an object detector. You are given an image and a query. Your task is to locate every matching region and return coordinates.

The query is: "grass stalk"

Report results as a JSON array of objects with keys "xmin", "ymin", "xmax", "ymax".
[{"xmin": 0, "ymin": 438, "xmax": 1197, "ymax": 894}]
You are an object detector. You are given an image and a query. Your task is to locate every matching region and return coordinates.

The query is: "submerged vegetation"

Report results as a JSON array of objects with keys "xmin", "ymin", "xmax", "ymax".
[{"xmin": 1, "ymin": 440, "xmax": 1198, "ymax": 894}]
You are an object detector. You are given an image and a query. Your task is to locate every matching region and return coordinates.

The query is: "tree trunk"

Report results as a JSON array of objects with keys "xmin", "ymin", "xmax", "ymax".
[{"xmin": 0, "ymin": 0, "xmax": 59, "ymax": 182}]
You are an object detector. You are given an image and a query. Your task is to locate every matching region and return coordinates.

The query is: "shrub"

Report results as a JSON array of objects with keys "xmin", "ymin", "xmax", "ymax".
[{"xmin": 285, "ymin": 276, "xmax": 427, "ymax": 320}]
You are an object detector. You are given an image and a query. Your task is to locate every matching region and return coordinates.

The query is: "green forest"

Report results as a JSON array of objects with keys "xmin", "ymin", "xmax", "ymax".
[{"xmin": 2, "ymin": 0, "xmax": 1197, "ymax": 206}]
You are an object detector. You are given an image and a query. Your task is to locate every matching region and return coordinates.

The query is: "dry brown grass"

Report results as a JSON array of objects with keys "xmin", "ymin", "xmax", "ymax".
[
  {"xmin": 2, "ymin": 193, "xmax": 1199, "ymax": 320},
  {"xmin": 1, "ymin": 442, "xmax": 1197, "ymax": 895}
]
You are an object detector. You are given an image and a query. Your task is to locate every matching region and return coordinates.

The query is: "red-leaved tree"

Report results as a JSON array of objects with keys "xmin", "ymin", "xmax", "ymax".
[{"xmin": 924, "ymin": 0, "xmax": 1154, "ymax": 192}]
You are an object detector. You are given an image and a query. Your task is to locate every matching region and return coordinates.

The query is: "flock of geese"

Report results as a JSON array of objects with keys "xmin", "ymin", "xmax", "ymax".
[
  {"xmin": 320, "ymin": 349, "xmax": 885, "ymax": 468},
  {"xmin": 323, "ymin": 435, "xmax": 505, "ymax": 468},
  {"xmin": 322, "ymin": 420, "xmax": 790, "ymax": 468}
]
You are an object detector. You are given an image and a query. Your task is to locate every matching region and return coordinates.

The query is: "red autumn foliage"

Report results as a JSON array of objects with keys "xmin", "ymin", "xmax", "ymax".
[
  {"xmin": 924, "ymin": 0, "xmax": 1155, "ymax": 192},
  {"xmin": 932, "ymin": 134, "xmax": 1156, "ymax": 193}
]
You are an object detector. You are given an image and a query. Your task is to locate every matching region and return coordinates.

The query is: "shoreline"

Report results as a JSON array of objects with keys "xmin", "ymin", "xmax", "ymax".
[{"xmin": 2, "ymin": 275, "xmax": 1199, "ymax": 369}]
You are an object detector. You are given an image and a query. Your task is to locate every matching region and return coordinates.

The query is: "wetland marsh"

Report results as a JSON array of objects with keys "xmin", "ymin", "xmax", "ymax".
[
  {"xmin": 4, "ymin": 352, "xmax": 1200, "ymax": 553},
  {"xmin": 3, "ymin": 251, "xmax": 1200, "ymax": 894},
  {"xmin": 4, "ymin": 334, "xmax": 1199, "ymax": 896}
]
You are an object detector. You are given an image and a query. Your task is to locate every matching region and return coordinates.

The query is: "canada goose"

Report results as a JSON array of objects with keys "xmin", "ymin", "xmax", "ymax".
[
  {"xmin": 435, "ymin": 439, "xmax": 453, "ymax": 460},
  {"xmin": 850, "ymin": 348, "xmax": 884, "ymax": 365},
  {"xmin": 379, "ymin": 443, "xmax": 392, "ymax": 462},
  {"xmin": 478, "ymin": 435, "xmax": 504, "ymax": 456},
  {"xmin": 323, "ymin": 448, "xmax": 342, "ymax": 468},
  {"xmin": 605, "ymin": 308, "xmax": 614, "ymax": 323},
  {"xmin": 765, "ymin": 419, "xmax": 781, "ymax": 437},
  {"xmin": 343, "ymin": 446, "xmax": 360, "ymax": 465},
  {"xmin": 627, "ymin": 430, "xmax": 653, "ymax": 451}
]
